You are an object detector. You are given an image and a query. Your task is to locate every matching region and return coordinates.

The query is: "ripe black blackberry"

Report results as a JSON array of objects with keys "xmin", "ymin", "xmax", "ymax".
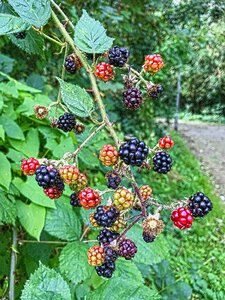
[
  {"xmin": 104, "ymin": 246, "xmax": 118, "ymax": 263},
  {"xmin": 123, "ymin": 88, "xmax": 143, "ymax": 109},
  {"xmin": 148, "ymin": 84, "xmax": 163, "ymax": 98},
  {"xmin": 64, "ymin": 53, "xmax": 82, "ymax": 74},
  {"xmin": 94, "ymin": 205, "xmax": 120, "ymax": 228},
  {"xmin": 70, "ymin": 192, "xmax": 81, "ymax": 207},
  {"xmin": 97, "ymin": 228, "xmax": 119, "ymax": 245},
  {"xmin": 14, "ymin": 31, "xmax": 26, "ymax": 39},
  {"xmin": 108, "ymin": 45, "xmax": 129, "ymax": 67},
  {"xmin": 95, "ymin": 261, "xmax": 116, "ymax": 278},
  {"xmin": 119, "ymin": 138, "xmax": 149, "ymax": 166},
  {"xmin": 153, "ymin": 151, "xmax": 172, "ymax": 174},
  {"xmin": 118, "ymin": 238, "xmax": 137, "ymax": 260},
  {"xmin": 57, "ymin": 113, "xmax": 76, "ymax": 132},
  {"xmin": 188, "ymin": 192, "xmax": 213, "ymax": 217},
  {"xmin": 143, "ymin": 232, "xmax": 155, "ymax": 243},
  {"xmin": 35, "ymin": 165, "xmax": 63, "ymax": 189},
  {"xmin": 106, "ymin": 173, "xmax": 121, "ymax": 190}
]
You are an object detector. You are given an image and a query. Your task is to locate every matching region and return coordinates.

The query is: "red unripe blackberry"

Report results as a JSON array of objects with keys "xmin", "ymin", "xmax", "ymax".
[
  {"xmin": 143, "ymin": 54, "xmax": 164, "ymax": 74},
  {"xmin": 57, "ymin": 113, "xmax": 76, "ymax": 132},
  {"xmin": 118, "ymin": 238, "xmax": 137, "ymax": 260},
  {"xmin": 64, "ymin": 53, "xmax": 82, "ymax": 74},
  {"xmin": 97, "ymin": 228, "xmax": 119, "ymax": 245},
  {"xmin": 87, "ymin": 245, "xmax": 105, "ymax": 266},
  {"xmin": 95, "ymin": 62, "xmax": 114, "ymax": 82},
  {"xmin": 153, "ymin": 151, "xmax": 172, "ymax": 174},
  {"xmin": 21, "ymin": 158, "xmax": 40, "ymax": 175},
  {"xmin": 99, "ymin": 144, "xmax": 118, "ymax": 166},
  {"xmin": 44, "ymin": 186, "xmax": 63, "ymax": 199},
  {"xmin": 78, "ymin": 187, "xmax": 101, "ymax": 209},
  {"xmin": 159, "ymin": 136, "xmax": 174, "ymax": 149},
  {"xmin": 188, "ymin": 192, "xmax": 213, "ymax": 217},
  {"xmin": 171, "ymin": 207, "xmax": 193, "ymax": 229},
  {"xmin": 108, "ymin": 45, "xmax": 129, "ymax": 67},
  {"xmin": 93, "ymin": 205, "xmax": 119, "ymax": 227},
  {"xmin": 123, "ymin": 88, "xmax": 143, "ymax": 109},
  {"xmin": 14, "ymin": 31, "xmax": 26, "ymax": 39}
]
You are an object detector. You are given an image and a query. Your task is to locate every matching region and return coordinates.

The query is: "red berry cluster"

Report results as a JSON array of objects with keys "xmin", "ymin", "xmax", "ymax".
[
  {"xmin": 99, "ymin": 144, "xmax": 118, "ymax": 166},
  {"xmin": 143, "ymin": 54, "xmax": 164, "ymax": 74},
  {"xmin": 21, "ymin": 158, "xmax": 40, "ymax": 175},
  {"xmin": 171, "ymin": 207, "xmax": 193, "ymax": 229},
  {"xmin": 95, "ymin": 62, "xmax": 114, "ymax": 82},
  {"xmin": 159, "ymin": 136, "xmax": 174, "ymax": 149}
]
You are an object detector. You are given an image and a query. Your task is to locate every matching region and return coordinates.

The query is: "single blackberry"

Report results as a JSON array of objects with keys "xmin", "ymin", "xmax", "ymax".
[
  {"xmin": 106, "ymin": 173, "xmax": 121, "ymax": 189},
  {"xmin": 188, "ymin": 192, "xmax": 213, "ymax": 217},
  {"xmin": 104, "ymin": 246, "xmax": 118, "ymax": 263},
  {"xmin": 153, "ymin": 151, "xmax": 172, "ymax": 174},
  {"xmin": 143, "ymin": 232, "xmax": 155, "ymax": 243},
  {"xmin": 108, "ymin": 45, "xmax": 129, "ymax": 67},
  {"xmin": 97, "ymin": 228, "xmax": 119, "ymax": 245},
  {"xmin": 148, "ymin": 84, "xmax": 163, "ymax": 98},
  {"xmin": 123, "ymin": 88, "xmax": 143, "ymax": 109},
  {"xmin": 35, "ymin": 165, "xmax": 63, "ymax": 189},
  {"xmin": 14, "ymin": 31, "xmax": 26, "ymax": 39},
  {"xmin": 94, "ymin": 205, "xmax": 120, "ymax": 227},
  {"xmin": 118, "ymin": 238, "xmax": 137, "ymax": 260},
  {"xmin": 57, "ymin": 113, "xmax": 76, "ymax": 132},
  {"xmin": 95, "ymin": 261, "xmax": 116, "ymax": 278},
  {"xmin": 119, "ymin": 138, "xmax": 149, "ymax": 166},
  {"xmin": 64, "ymin": 53, "xmax": 82, "ymax": 74},
  {"xmin": 70, "ymin": 192, "xmax": 81, "ymax": 207}
]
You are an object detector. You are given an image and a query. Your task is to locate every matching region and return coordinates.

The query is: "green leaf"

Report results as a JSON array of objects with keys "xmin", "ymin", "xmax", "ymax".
[
  {"xmin": 8, "ymin": 29, "xmax": 44, "ymax": 55},
  {"xmin": 21, "ymin": 263, "xmax": 71, "ymax": 300},
  {"xmin": 74, "ymin": 10, "xmax": 113, "ymax": 53},
  {"xmin": 45, "ymin": 199, "xmax": 82, "ymax": 241},
  {"xmin": 59, "ymin": 241, "xmax": 92, "ymax": 285},
  {"xmin": 0, "ymin": 116, "xmax": 25, "ymax": 140},
  {"xmin": 52, "ymin": 134, "xmax": 75, "ymax": 159},
  {"xmin": 0, "ymin": 125, "xmax": 5, "ymax": 141},
  {"xmin": 8, "ymin": 0, "xmax": 51, "ymax": 28},
  {"xmin": 114, "ymin": 259, "xmax": 144, "ymax": 283},
  {"xmin": 7, "ymin": 148, "xmax": 25, "ymax": 162},
  {"xmin": 0, "ymin": 13, "xmax": 30, "ymax": 35},
  {"xmin": 13, "ymin": 177, "xmax": 56, "ymax": 209},
  {"xmin": 126, "ymin": 225, "xmax": 169, "ymax": 265},
  {"xmin": 57, "ymin": 78, "xmax": 94, "ymax": 117},
  {"xmin": 0, "ymin": 193, "xmax": 16, "ymax": 225},
  {"xmin": 16, "ymin": 201, "xmax": 46, "ymax": 240},
  {"xmin": 9, "ymin": 128, "xmax": 40, "ymax": 157},
  {"xmin": 0, "ymin": 152, "xmax": 11, "ymax": 190}
]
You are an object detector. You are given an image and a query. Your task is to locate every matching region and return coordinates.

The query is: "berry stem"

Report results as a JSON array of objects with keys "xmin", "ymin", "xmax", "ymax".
[
  {"xmin": 117, "ymin": 213, "xmax": 143, "ymax": 242},
  {"xmin": 50, "ymin": 0, "xmax": 74, "ymax": 30},
  {"xmin": 126, "ymin": 64, "xmax": 153, "ymax": 86},
  {"xmin": 133, "ymin": 182, "xmax": 148, "ymax": 218},
  {"xmin": 32, "ymin": 27, "xmax": 65, "ymax": 47},
  {"xmin": 147, "ymin": 197, "xmax": 189, "ymax": 210},
  {"xmin": 9, "ymin": 227, "xmax": 17, "ymax": 300},
  {"xmin": 80, "ymin": 226, "xmax": 90, "ymax": 241}
]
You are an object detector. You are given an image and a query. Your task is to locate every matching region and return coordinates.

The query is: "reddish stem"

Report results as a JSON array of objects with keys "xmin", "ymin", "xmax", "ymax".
[
  {"xmin": 117, "ymin": 213, "xmax": 143, "ymax": 242},
  {"xmin": 132, "ymin": 182, "xmax": 147, "ymax": 217}
]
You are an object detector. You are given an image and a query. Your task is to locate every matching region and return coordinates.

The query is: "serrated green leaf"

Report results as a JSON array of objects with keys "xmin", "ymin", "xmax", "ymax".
[
  {"xmin": 16, "ymin": 201, "xmax": 45, "ymax": 240},
  {"xmin": 6, "ymin": 148, "xmax": 24, "ymax": 162},
  {"xmin": 21, "ymin": 263, "xmax": 71, "ymax": 300},
  {"xmin": 114, "ymin": 259, "xmax": 144, "ymax": 283},
  {"xmin": 74, "ymin": 10, "xmax": 113, "ymax": 53},
  {"xmin": 59, "ymin": 242, "xmax": 92, "ymax": 285},
  {"xmin": 45, "ymin": 199, "xmax": 82, "ymax": 241},
  {"xmin": 8, "ymin": 29, "xmax": 44, "ymax": 55},
  {"xmin": 8, "ymin": 0, "xmax": 51, "ymax": 28},
  {"xmin": 9, "ymin": 128, "xmax": 40, "ymax": 157},
  {"xmin": 13, "ymin": 177, "xmax": 56, "ymax": 209},
  {"xmin": 0, "ymin": 13, "xmax": 30, "ymax": 35},
  {"xmin": 52, "ymin": 134, "xmax": 75, "ymax": 159},
  {"xmin": 57, "ymin": 78, "xmax": 94, "ymax": 117},
  {"xmin": 0, "ymin": 116, "xmax": 25, "ymax": 140},
  {"xmin": 0, "ymin": 193, "xmax": 16, "ymax": 225},
  {"xmin": 0, "ymin": 152, "xmax": 11, "ymax": 190}
]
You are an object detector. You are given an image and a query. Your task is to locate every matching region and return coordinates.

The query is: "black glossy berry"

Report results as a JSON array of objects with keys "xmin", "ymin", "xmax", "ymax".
[
  {"xmin": 188, "ymin": 192, "xmax": 213, "ymax": 217},
  {"xmin": 119, "ymin": 138, "xmax": 149, "ymax": 166},
  {"xmin": 95, "ymin": 261, "xmax": 116, "ymax": 278},
  {"xmin": 94, "ymin": 205, "xmax": 120, "ymax": 228},
  {"xmin": 64, "ymin": 54, "xmax": 82, "ymax": 74},
  {"xmin": 104, "ymin": 246, "xmax": 118, "ymax": 263},
  {"xmin": 107, "ymin": 174, "xmax": 121, "ymax": 190},
  {"xmin": 57, "ymin": 113, "xmax": 76, "ymax": 132},
  {"xmin": 97, "ymin": 228, "xmax": 119, "ymax": 245},
  {"xmin": 70, "ymin": 192, "xmax": 81, "ymax": 207},
  {"xmin": 118, "ymin": 238, "xmax": 137, "ymax": 260},
  {"xmin": 153, "ymin": 151, "xmax": 172, "ymax": 174},
  {"xmin": 35, "ymin": 165, "xmax": 64, "ymax": 189},
  {"xmin": 123, "ymin": 88, "xmax": 143, "ymax": 109},
  {"xmin": 143, "ymin": 232, "xmax": 155, "ymax": 243},
  {"xmin": 14, "ymin": 31, "xmax": 26, "ymax": 39},
  {"xmin": 108, "ymin": 45, "xmax": 129, "ymax": 67}
]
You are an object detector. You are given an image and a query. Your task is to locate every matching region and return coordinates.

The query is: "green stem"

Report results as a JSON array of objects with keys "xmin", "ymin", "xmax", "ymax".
[
  {"xmin": 9, "ymin": 227, "xmax": 17, "ymax": 300},
  {"xmin": 33, "ymin": 27, "xmax": 65, "ymax": 46},
  {"xmin": 50, "ymin": 0, "xmax": 74, "ymax": 30}
]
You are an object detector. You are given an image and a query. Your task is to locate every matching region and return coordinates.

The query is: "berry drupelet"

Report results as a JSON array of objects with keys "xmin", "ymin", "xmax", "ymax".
[
  {"xmin": 153, "ymin": 151, "xmax": 172, "ymax": 174},
  {"xmin": 108, "ymin": 45, "xmax": 129, "ymax": 67},
  {"xmin": 94, "ymin": 205, "xmax": 120, "ymax": 228},
  {"xmin": 123, "ymin": 88, "xmax": 143, "ymax": 109},
  {"xmin": 57, "ymin": 113, "xmax": 76, "ymax": 132},
  {"xmin": 119, "ymin": 138, "xmax": 149, "ymax": 166},
  {"xmin": 188, "ymin": 192, "xmax": 213, "ymax": 217}
]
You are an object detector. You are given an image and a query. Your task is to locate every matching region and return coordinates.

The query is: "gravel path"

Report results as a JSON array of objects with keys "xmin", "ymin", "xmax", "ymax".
[{"xmin": 178, "ymin": 120, "xmax": 225, "ymax": 201}]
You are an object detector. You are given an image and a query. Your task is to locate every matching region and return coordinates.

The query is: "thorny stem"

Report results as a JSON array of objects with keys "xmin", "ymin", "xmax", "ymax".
[
  {"xmin": 148, "ymin": 197, "xmax": 189, "ymax": 211},
  {"xmin": 50, "ymin": 0, "xmax": 74, "ymax": 30},
  {"xmin": 133, "ymin": 182, "xmax": 147, "ymax": 218},
  {"xmin": 126, "ymin": 65, "xmax": 152, "ymax": 86},
  {"xmin": 117, "ymin": 213, "xmax": 143, "ymax": 242},
  {"xmin": 18, "ymin": 239, "xmax": 97, "ymax": 245},
  {"xmin": 9, "ymin": 227, "xmax": 17, "ymax": 300}
]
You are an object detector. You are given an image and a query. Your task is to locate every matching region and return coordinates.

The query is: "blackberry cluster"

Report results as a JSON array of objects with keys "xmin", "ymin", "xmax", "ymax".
[
  {"xmin": 97, "ymin": 228, "xmax": 119, "ymax": 245},
  {"xmin": 119, "ymin": 138, "xmax": 149, "ymax": 166},
  {"xmin": 143, "ymin": 232, "xmax": 155, "ymax": 243},
  {"xmin": 118, "ymin": 238, "xmax": 137, "ymax": 260},
  {"xmin": 148, "ymin": 84, "xmax": 163, "ymax": 98},
  {"xmin": 57, "ymin": 113, "xmax": 76, "ymax": 132},
  {"xmin": 94, "ymin": 205, "xmax": 120, "ymax": 227},
  {"xmin": 14, "ymin": 32, "xmax": 26, "ymax": 39},
  {"xmin": 70, "ymin": 192, "xmax": 81, "ymax": 207},
  {"xmin": 108, "ymin": 46, "xmax": 129, "ymax": 67},
  {"xmin": 123, "ymin": 88, "xmax": 143, "ymax": 109},
  {"xmin": 188, "ymin": 192, "xmax": 213, "ymax": 217},
  {"xmin": 95, "ymin": 261, "xmax": 116, "ymax": 278},
  {"xmin": 153, "ymin": 151, "xmax": 172, "ymax": 174},
  {"xmin": 35, "ymin": 165, "xmax": 64, "ymax": 189},
  {"xmin": 106, "ymin": 173, "xmax": 121, "ymax": 189}
]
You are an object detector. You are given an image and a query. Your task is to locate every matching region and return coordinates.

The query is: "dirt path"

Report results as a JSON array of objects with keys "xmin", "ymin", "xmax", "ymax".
[{"xmin": 178, "ymin": 120, "xmax": 225, "ymax": 201}]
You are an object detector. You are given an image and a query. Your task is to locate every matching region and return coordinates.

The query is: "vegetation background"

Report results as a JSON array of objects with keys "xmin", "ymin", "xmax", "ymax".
[{"xmin": 0, "ymin": 0, "xmax": 225, "ymax": 299}]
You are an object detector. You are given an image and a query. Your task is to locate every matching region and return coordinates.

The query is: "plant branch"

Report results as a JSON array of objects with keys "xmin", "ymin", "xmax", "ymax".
[
  {"xmin": 33, "ymin": 27, "xmax": 65, "ymax": 46},
  {"xmin": 9, "ymin": 227, "xmax": 17, "ymax": 300},
  {"xmin": 50, "ymin": 0, "xmax": 74, "ymax": 30},
  {"xmin": 117, "ymin": 213, "xmax": 143, "ymax": 242},
  {"xmin": 133, "ymin": 182, "xmax": 147, "ymax": 217},
  {"xmin": 147, "ymin": 197, "xmax": 189, "ymax": 211}
]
